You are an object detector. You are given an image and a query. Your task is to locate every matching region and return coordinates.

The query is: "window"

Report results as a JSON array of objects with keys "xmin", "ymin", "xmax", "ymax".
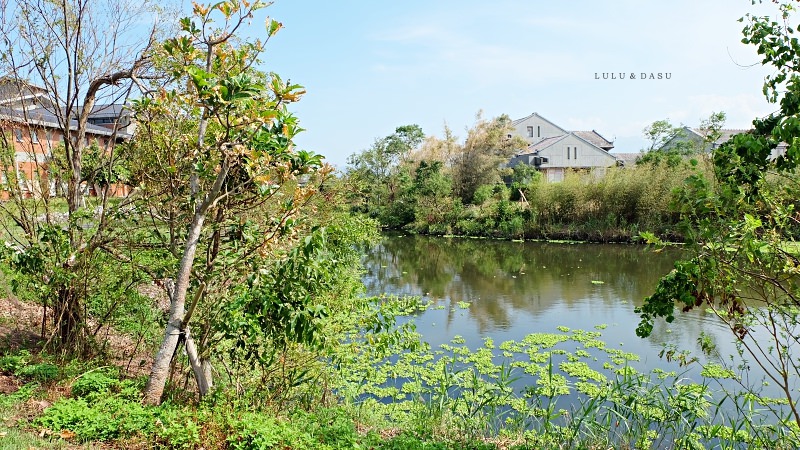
[
  {"xmin": 537, "ymin": 126, "xmax": 541, "ymax": 138},
  {"xmin": 574, "ymin": 146, "xmax": 578, "ymax": 159},
  {"xmin": 30, "ymin": 129, "xmax": 39, "ymax": 144},
  {"xmin": 567, "ymin": 146, "xmax": 570, "ymax": 160},
  {"xmin": 46, "ymin": 129, "xmax": 53, "ymax": 149},
  {"xmin": 527, "ymin": 126, "xmax": 534, "ymax": 137},
  {"xmin": 14, "ymin": 129, "xmax": 22, "ymax": 142}
]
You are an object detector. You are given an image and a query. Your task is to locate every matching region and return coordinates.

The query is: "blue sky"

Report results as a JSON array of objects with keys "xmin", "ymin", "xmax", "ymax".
[{"xmin": 251, "ymin": 0, "xmax": 779, "ymax": 167}]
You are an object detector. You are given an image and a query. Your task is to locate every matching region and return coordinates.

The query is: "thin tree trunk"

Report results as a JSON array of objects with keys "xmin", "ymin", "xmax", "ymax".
[
  {"xmin": 143, "ymin": 162, "xmax": 229, "ymax": 405},
  {"xmin": 142, "ymin": 213, "xmax": 206, "ymax": 405},
  {"xmin": 202, "ymin": 360, "xmax": 213, "ymax": 391},
  {"xmin": 184, "ymin": 326, "xmax": 210, "ymax": 396}
]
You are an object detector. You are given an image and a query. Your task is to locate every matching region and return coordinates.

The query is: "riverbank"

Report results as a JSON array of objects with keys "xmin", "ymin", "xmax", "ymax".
[
  {"xmin": 2, "ymin": 296, "xmax": 797, "ymax": 449},
  {"xmin": 349, "ymin": 158, "xmax": 699, "ymax": 244}
]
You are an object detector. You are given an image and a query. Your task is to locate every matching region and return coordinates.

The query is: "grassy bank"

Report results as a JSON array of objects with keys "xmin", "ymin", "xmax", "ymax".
[
  {"xmin": 2, "ymin": 300, "xmax": 798, "ymax": 449},
  {"xmin": 365, "ymin": 162, "xmax": 704, "ymax": 243}
]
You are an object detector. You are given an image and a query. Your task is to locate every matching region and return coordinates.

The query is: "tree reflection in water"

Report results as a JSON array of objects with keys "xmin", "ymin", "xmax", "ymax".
[{"xmin": 362, "ymin": 235, "xmax": 733, "ymax": 369}]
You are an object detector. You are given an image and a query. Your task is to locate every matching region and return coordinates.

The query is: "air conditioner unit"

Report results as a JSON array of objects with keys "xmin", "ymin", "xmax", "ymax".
[{"xmin": 532, "ymin": 156, "xmax": 548, "ymax": 166}]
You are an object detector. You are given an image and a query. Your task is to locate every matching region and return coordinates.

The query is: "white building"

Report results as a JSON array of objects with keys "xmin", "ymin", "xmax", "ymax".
[{"xmin": 509, "ymin": 112, "xmax": 618, "ymax": 182}]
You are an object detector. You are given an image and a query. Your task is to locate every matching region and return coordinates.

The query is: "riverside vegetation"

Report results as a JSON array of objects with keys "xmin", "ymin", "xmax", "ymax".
[
  {"xmin": 0, "ymin": 0, "xmax": 799, "ymax": 449},
  {"xmin": 342, "ymin": 114, "xmax": 725, "ymax": 242}
]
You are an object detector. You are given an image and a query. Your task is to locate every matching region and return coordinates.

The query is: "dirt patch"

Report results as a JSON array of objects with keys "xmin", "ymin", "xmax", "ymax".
[
  {"xmin": 137, "ymin": 281, "xmax": 170, "ymax": 314},
  {"xmin": 0, "ymin": 373, "xmax": 20, "ymax": 394},
  {"xmin": 0, "ymin": 293, "xmax": 155, "ymax": 378},
  {"xmin": 0, "ymin": 295, "xmax": 46, "ymax": 352}
]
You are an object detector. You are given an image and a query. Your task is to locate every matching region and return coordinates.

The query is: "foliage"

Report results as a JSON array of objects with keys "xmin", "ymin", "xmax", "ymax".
[
  {"xmin": 345, "ymin": 117, "xmax": 695, "ymax": 241},
  {"xmin": 71, "ymin": 368, "xmax": 121, "ymax": 399},
  {"xmin": 126, "ymin": 0, "xmax": 345, "ymax": 403},
  {"xmin": 345, "ymin": 125, "xmax": 425, "ymax": 225},
  {"xmin": 217, "ymin": 215, "xmax": 378, "ymax": 380},
  {"xmin": 0, "ymin": 0, "xmax": 156, "ymax": 354},
  {"xmin": 450, "ymin": 114, "xmax": 526, "ymax": 204},
  {"xmin": 636, "ymin": 0, "xmax": 800, "ymax": 430},
  {"xmin": 638, "ymin": 113, "xmax": 726, "ymax": 166},
  {"xmin": 334, "ymin": 320, "xmax": 799, "ymax": 449}
]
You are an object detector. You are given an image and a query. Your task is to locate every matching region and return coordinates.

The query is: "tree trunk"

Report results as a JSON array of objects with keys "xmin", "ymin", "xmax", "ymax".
[
  {"xmin": 143, "ymin": 213, "xmax": 206, "ymax": 405},
  {"xmin": 54, "ymin": 285, "xmax": 83, "ymax": 352},
  {"xmin": 202, "ymin": 360, "xmax": 213, "ymax": 391},
  {"xmin": 184, "ymin": 326, "xmax": 210, "ymax": 396}
]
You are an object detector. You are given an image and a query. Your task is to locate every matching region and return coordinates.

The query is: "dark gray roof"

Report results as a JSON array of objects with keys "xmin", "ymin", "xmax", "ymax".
[
  {"xmin": 0, "ymin": 106, "xmax": 130, "ymax": 138},
  {"xmin": 574, "ymin": 130, "xmax": 614, "ymax": 150},
  {"xmin": 0, "ymin": 78, "xmax": 47, "ymax": 103},
  {"xmin": 610, "ymin": 152, "xmax": 641, "ymax": 166},
  {"xmin": 686, "ymin": 128, "xmax": 749, "ymax": 147},
  {"xmin": 516, "ymin": 135, "xmax": 567, "ymax": 155},
  {"xmin": 83, "ymin": 103, "xmax": 129, "ymax": 118}
]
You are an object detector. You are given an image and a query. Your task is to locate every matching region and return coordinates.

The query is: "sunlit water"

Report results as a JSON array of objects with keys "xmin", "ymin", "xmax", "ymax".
[{"xmin": 361, "ymin": 234, "xmax": 769, "ymax": 390}]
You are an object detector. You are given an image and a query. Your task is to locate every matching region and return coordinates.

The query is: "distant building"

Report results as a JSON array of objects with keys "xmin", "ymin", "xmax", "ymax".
[
  {"xmin": 508, "ymin": 112, "xmax": 619, "ymax": 182},
  {"xmin": 0, "ymin": 78, "xmax": 131, "ymax": 198},
  {"xmin": 659, "ymin": 126, "xmax": 787, "ymax": 160}
]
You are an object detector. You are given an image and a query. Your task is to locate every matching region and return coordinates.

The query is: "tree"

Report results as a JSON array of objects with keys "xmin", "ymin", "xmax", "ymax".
[
  {"xmin": 638, "ymin": 113, "xmax": 727, "ymax": 166},
  {"xmin": 128, "ymin": 0, "xmax": 333, "ymax": 405},
  {"xmin": 0, "ymin": 0, "xmax": 157, "ymax": 352},
  {"xmin": 642, "ymin": 119, "xmax": 681, "ymax": 152},
  {"xmin": 636, "ymin": 1, "xmax": 800, "ymax": 428},
  {"xmin": 450, "ymin": 113, "xmax": 527, "ymax": 204},
  {"xmin": 345, "ymin": 125, "xmax": 424, "ymax": 224}
]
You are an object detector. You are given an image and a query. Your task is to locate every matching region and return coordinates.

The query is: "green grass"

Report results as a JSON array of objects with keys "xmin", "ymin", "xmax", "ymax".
[{"xmin": 0, "ymin": 411, "xmax": 69, "ymax": 450}]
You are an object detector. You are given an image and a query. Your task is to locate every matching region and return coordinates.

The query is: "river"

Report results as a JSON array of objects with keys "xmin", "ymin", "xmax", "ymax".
[{"xmin": 361, "ymin": 234, "xmax": 752, "ymax": 385}]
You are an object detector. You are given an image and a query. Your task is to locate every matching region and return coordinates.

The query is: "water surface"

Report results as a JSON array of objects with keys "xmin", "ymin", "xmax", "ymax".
[{"xmin": 362, "ymin": 234, "xmax": 741, "ymax": 378}]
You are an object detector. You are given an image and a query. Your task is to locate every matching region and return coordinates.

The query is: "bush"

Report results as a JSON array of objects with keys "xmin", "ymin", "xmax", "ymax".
[
  {"xmin": 37, "ymin": 396, "xmax": 155, "ymax": 442},
  {"xmin": 473, "ymin": 185, "xmax": 494, "ymax": 205},
  {"xmin": 37, "ymin": 398, "xmax": 115, "ymax": 442},
  {"xmin": 0, "ymin": 350, "xmax": 30, "ymax": 374},
  {"xmin": 227, "ymin": 412, "xmax": 317, "ymax": 450},
  {"xmin": 16, "ymin": 363, "xmax": 59, "ymax": 382},
  {"xmin": 154, "ymin": 407, "xmax": 201, "ymax": 449},
  {"xmin": 378, "ymin": 433, "xmax": 449, "ymax": 449},
  {"xmin": 71, "ymin": 369, "xmax": 119, "ymax": 399}
]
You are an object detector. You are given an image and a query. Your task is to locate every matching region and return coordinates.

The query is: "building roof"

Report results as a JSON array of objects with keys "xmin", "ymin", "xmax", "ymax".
[
  {"xmin": 610, "ymin": 152, "xmax": 641, "ymax": 166},
  {"xmin": 574, "ymin": 130, "xmax": 614, "ymax": 150},
  {"xmin": 80, "ymin": 103, "xmax": 129, "ymax": 118},
  {"xmin": 516, "ymin": 132, "xmax": 618, "ymax": 160},
  {"xmin": 0, "ymin": 78, "xmax": 49, "ymax": 107},
  {"xmin": 0, "ymin": 106, "xmax": 130, "ymax": 138},
  {"xmin": 512, "ymin": 112, "xmax": 569, "ymax": 134},
  {"xmin": 685, "ymin": 127, "xmax": 750, "ymax": 147},
  {"xmin": 516, "ymin": 135, "xmax": 567, "ymax": 155}
]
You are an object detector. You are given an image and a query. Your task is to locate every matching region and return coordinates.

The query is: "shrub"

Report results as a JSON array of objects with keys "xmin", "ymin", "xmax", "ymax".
[
  {"xmin": 36, "ymin": 396, "xmax": 155, "ymax": 442},
  {"xmin": 473, "ymin": 184, "xmax": 495, "ymax": 205},
  {"xmin": 17, "ymin": 363, "xmax": 59, "ymax": 382},
  {"xmin": 227, "ymin": 412, "xmax": 316, "ymax": 450},
  {"xmin": 71, "ymin": 369, "xmax": 119, "ymax": 399},
  {"xmin": 37, "ymin": 398, "xmax": 115, "ymax": 441},
  {"xmin": 0, "ymin": 350, "xmax": 30, "ymax": 374},
  {"xmin": 155, "ymin": 407, "xmax": 201, "ymax": 449}
]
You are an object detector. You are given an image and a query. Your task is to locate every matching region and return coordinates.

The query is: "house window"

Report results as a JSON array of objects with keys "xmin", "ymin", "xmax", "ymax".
[
  {"xmin": 574, "ymin": 146, "xmax": 578, "ymax": 159},
  {"xmin": 537, "ymin": 126, "xmax": 541, "ymax": 138},
  {"xmin": 30, "ymin": 129, "xmax": 39, "ymax": 144},
  {"xmin": 14, "ymin": 129, "xmax": 23, "ymax": 142},
  {"xmin": 527, "ymin": 126, "xmax": 534, "ymax": 137},
  {"xmin": 567, "ymin": 146, "xmax": 570, "ymax": 160}
]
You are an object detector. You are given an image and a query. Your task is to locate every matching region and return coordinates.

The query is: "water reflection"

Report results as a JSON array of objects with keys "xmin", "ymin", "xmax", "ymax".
[
  {"xmin": 363, "ymin": 235, "xmax": 679, "ymax": 326},
  {"xmin": 362, "ymin": 235, "xmax": 737, "ymax": 373}
]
